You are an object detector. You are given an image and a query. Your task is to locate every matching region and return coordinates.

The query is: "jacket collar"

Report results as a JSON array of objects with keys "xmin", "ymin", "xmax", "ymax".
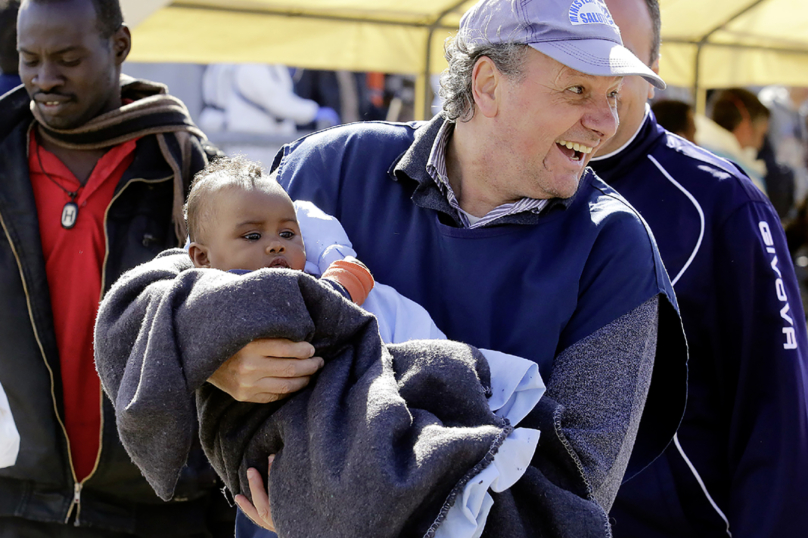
[
  {"xmin": 589, "ymin": 106, "xmax": 667, "ymax": 183},
  {"xmin": 391, "ymin": 114, "xmax": 577, "ymax": 227},
  {"xmin": 0, "ymin": 85, "xmax": 34, "ymax": 142}
]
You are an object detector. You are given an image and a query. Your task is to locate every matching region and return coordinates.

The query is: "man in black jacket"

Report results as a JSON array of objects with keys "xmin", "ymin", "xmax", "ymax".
[{"xmin": 0, "ymin": 0, "xmax": 237, "ymax": 535}]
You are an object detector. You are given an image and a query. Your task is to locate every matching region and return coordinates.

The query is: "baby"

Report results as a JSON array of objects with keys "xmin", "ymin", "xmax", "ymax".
[
  {"xmin": 95, "ymin": 155, "xmax": 543, "ymax": 538},
  {"xmin": 185, "ymin": 155, "xmax": 374, "ymax": 305}
]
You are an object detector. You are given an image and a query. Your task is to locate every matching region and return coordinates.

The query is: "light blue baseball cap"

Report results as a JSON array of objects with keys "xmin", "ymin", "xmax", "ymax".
[{"xmin": 459, "ymin": 0, "xmax": 665, "ymax": 89}]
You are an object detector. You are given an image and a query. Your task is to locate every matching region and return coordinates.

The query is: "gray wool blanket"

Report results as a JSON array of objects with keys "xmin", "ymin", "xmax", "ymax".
[{"xmin": 95, "ymin": 250, "xmax": 613, "ymax": 538}]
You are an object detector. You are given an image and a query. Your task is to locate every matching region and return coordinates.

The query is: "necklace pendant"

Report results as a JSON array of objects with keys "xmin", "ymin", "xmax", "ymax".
[{"xmin": 61, "ymin": 201, "xmax": 79, "ymax": 229}]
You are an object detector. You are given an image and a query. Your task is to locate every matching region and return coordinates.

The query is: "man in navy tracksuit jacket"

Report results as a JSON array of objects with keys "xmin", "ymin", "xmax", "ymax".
[{"xmin": 593, "ymin": 1, "xmax": 808, "ymax": 536}]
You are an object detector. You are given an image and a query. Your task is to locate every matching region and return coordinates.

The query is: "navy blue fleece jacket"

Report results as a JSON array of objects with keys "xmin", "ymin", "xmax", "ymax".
[{"xmin": 592, "ymin": 110, "xmax": 808, "ymax": 538}]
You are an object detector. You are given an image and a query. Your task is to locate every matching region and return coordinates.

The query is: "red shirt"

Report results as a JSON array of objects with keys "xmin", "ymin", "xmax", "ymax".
[{"xmin": 29, "ymin": 130, "xmax": 137, "ymax": 482}]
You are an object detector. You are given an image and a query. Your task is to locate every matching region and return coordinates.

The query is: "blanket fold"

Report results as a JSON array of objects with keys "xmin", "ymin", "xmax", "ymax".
[{"xmin": 95, "ymin": 249, "xmax": 516, "ymax": 538}]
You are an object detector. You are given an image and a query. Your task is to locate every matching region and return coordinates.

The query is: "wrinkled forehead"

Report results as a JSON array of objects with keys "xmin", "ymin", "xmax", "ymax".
[
  {"xmin": 539, "ymin": 52, "xmax": 624, "ymax": 87},
  {"xmin": 559, "ymin": 65, "xmax": 624, "ymax": 84}
]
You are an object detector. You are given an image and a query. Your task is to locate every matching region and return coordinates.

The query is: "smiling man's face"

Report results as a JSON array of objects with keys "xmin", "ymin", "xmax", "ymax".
[
  {"xmin": 488, "ymin": 48, "xmax": 622, "ymax": 202},
  {"xmin": 17, "ymin": 0, "xmax": 128, "ymax": 129}
]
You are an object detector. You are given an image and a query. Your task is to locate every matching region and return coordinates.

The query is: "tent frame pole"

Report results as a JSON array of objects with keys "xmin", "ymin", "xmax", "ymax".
[
  {"xmin": 419, "ymin": 0, "xmax": 469, "ymax": 120},
  {"xmin": 690, "ymin": 0, "xmax": 768, "ymax": 111},
  {"xmin": 693, "ymin": 43, "xmax": 706, "ymax": 115}
]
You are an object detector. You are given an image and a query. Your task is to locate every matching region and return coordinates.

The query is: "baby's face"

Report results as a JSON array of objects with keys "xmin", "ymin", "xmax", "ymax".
[{"xmin": 200, "ymin": 186, "xmax": 307, "ymax": 272}]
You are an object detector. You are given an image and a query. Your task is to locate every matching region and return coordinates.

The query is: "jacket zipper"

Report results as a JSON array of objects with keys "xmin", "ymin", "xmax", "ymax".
[
  {"xmin": 70, "ymin": 175, "xmax": 174, "ymax": 526},
  {"xmin": 66, "ymin": 482, "xmax": 82, "ymax": 525},
  {"xmin": 0, "ymin": 174, "xmax": 173, "ymax": 526},
  {"xmin": 0, "ymin": 206, "xmax": 82, "ymax": 523}
]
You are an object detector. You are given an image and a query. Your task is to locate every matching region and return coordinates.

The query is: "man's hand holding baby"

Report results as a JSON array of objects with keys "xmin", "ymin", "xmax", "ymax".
[{"xmin": 208, "ymin": 339, "xmax": 324, "ymax": 403}]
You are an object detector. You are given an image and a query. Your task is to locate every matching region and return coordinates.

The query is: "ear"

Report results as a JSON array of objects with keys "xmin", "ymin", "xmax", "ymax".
[
  {"xmin": 471, "ymin": 56, "xmax": 501, "ymax": 118},
  {"xmin": 188, "ymin": 242, "xmax": 211, "ymax": 268},
  {"xmin": 647, "ymin": 57, "xmax": 660, "ymax": 100},
  {"xmin": 112, "ymin": 24, "xmax": 132, "ymax": 66}
]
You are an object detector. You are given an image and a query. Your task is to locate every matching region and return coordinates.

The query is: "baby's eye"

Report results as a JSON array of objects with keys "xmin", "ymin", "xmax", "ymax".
[
  {"xmin": 243, "ymin": 232, "xmax": 261, "ymax": 241},
  {"xmin": 279, "ymin": 230, "xmax": 295, "ymax": 239}
]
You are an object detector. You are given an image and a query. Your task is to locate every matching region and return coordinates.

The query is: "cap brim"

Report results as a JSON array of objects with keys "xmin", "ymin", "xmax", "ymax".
[{"xmin": 530, "ymin": 39, "xmax": 666, "ymax": 90}]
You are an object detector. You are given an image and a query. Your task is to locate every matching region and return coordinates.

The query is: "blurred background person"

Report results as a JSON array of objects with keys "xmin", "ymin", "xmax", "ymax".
[
  {"xmin": 293, "ymin": 68, "xmax": 353, "ymax": 125},
  {"xmin": 0, "ymin": 0, "xmax": 20, "ymax": 95},
  {"xmin": 695, "ymin": 88, "xmax": 770, "ymax": 193},
  {"xmin": 199, "ymin": 63, "xmax": 339, "ymax": 163},
  {"xmin": 651, "ymin": 99, "xmax": 696, "ymax": 142},
  {"xmin": 294, "ymin": 68, "xmax": 412, "ymax": 123},
  {"xmin": 759, "ymin": 85, "xmax": 808, "ymax": 208},
  {"xmin": 758, "ymin": 130, "xmax": 797, "ymax": 221},
  {"xmin": 701, "ymin": 88, "xmax": 797, "ymax": 220}
]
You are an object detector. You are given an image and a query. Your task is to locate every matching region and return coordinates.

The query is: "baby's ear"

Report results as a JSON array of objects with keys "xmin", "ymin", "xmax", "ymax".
[{"xmin": 188, "ymin": 242, "xmax": 211, "ymax": 268}]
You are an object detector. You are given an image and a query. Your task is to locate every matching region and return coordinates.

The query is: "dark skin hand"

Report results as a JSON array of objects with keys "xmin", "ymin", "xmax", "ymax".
[
  {"xmin": 216, "ymin": 340, "xmax": 325, "ymax": 531},
  {"xmin": 220, "ymin": 340, "xmax": 326, "ymax": 531}
]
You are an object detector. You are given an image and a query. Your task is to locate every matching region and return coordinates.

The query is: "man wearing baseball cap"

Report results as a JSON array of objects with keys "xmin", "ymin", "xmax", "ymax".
[{"xmin": 170, "ymin": 0, "xmax": 688, "ymax": 536}]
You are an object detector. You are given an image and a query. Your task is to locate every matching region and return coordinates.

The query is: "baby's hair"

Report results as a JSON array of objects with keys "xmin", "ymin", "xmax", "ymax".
[{"xmin": 185, "ymin": 155, "xmax": 289, "ymax": 243}]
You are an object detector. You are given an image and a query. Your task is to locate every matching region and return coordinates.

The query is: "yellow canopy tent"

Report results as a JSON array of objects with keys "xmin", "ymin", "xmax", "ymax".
[
  {"xmin": 659, "ymin": 0, "xmax": 808, "ymax": 111},
  {"xmin": 124, "ymin": 0, "xmax": 477, "ymax": 119},
  {"xmin": 124, "ymin": 0, "xmax": 808, "ymax": 118}
]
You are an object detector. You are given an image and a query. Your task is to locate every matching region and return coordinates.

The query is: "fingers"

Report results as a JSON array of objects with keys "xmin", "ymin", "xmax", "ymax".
[
  {"xmin": 234, "ymin": 456, "xmax": 276, "ymax": 532},
  {"xmin": 226, "ymin": 340, "xmax": 323, "ymax": 382},
  {"xmin": 250, "ymin": 455, "xmax": 273, "ymax": 527},
  {"xmin": 244, "ymin": 338, "xmax": 316, "ymax": 360},
  {"xmin": 252, "ymin": 357, "xmax": 324, "ymax": 379},
  {"xmin": 216, "ymin": 356, "xmax": 324, "ymax": 403},
  {"xmin": 207, "ymin": 337, "xmax": 325, "ymax": 403},
  {"xmin": 251, "ymin": 356, "xmax": 324, "ymax": 380},
  {"xmin": 234, "ymin": 494, "xmax": 262, "ymax": 528},
  {"xmin": 222, "ymin": 354, "xmax": 324, "ymax": 384},
  {"xmin": 242, "ymin": 374, "xmax": 317, "ymax": 404}
]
